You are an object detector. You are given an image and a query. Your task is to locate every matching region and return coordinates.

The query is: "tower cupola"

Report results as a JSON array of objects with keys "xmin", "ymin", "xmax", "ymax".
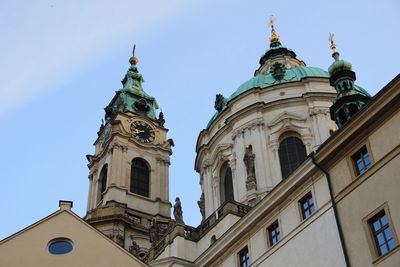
[
  {"xmin": 328, "ymin": 34, "xmax": 371, "ymax": 128},
  {"xmin": 104, "ymin": 45, "xmax": 160, "ymax": 122}
]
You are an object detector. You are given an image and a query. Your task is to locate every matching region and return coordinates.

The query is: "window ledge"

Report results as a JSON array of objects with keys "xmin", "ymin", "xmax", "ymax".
[{"xmin": 372, "ymin": 244, "xmax": 400, "ymax": 265}]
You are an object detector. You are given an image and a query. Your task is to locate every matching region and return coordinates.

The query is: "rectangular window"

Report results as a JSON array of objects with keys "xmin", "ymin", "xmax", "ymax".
[
  {"xmin": 238, "ymin": 246, "xmax": 250, "ymax": 267},
  {"xmin": 299, "ymin": 192, "xmax": 315, "ymax": 220},
  {"xmin": 352, "ymin": 146, "xmax": 372, "ymax": 175},
  {"xmin": 369, "ymin": 210, "xmax": 396, "ymax": 256},
  {"xmin": 267, "ymin": 220, "xmax": 280, "ymax": 246}
]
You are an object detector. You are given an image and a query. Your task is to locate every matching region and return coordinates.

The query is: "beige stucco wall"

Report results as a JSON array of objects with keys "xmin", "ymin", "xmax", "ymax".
[
  {"xmin": 191, "ymin": 168, "xmax": 346, "ymax": 267},
  {"xmin": 336, "ymin": 154, "xmax": 400, "ymax": 267},
  {"xmin": 327, "ymin": 95, "xmax": 400, "ymax": 266},
  {"xmin": 0, "ymin": 210, "xmax": 146, "ymax": 267}
]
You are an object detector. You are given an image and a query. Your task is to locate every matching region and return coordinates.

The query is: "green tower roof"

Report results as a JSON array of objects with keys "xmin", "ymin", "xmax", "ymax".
[{"xmin": 104, "ymin": 52, "xmax": 159, "ymax": 121}]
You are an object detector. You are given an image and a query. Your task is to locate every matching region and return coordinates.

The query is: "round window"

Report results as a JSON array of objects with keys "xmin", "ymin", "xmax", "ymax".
[{"xmin": 48, "ymin": 238, "xmax": 73, "ymax": 255}]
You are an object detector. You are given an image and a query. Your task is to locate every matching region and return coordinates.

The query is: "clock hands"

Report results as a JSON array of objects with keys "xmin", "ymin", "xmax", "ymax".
[{"xmin": 133, "ymin": 129, "xmax": 145, "ymax": 134}]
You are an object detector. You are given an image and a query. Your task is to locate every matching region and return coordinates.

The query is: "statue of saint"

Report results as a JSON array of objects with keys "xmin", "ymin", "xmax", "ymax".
[
  {"xmin": 173, "ymin": 197, "xmax": 184, "ymax": 224},
  {"xmin": 149, "ymin": 218, "xmax": 159, "ymax": 243},
  {"xmin": 197, "ymin": 193, "xmax": 205, "ymax": 221}
]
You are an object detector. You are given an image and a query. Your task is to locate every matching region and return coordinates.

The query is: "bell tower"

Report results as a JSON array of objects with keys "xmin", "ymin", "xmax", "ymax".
[{"xmin": 85, "ymin": 46, "xmax": 173, "ymax": 259}]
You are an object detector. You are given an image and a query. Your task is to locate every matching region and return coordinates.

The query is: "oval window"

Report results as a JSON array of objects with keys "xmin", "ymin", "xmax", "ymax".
[{"xmin": 48, "ymin": 238, "xmax": 73, "ymax": 255}]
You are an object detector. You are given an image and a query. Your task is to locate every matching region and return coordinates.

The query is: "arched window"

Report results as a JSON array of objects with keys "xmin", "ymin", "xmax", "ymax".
[
  {"xmin": 348, "ymin": 104, "xmax": 359, "ymax": 117},
  {"xmin": 219, "ymin": 162, "xmax": 234, "ymax": 203},
  {"xmin": 278, "ymin": 133, "xmax": 307, "ymax": 179},
  {"xmin": 99, "ymin": 164, "xmax": 108, "ymax": 200},
  {"xmin": 130, "ymin": 158, "xmax": 150, "ymax": 197}
]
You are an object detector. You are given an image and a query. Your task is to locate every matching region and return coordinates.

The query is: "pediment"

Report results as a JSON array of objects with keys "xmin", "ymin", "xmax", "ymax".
[{"xmin": 268, "ymin": 111, "xmax": 307, "ymax": 128}]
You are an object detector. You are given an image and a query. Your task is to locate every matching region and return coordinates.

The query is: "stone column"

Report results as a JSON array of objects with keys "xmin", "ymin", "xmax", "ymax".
[
  {"xmin": 110, "ymin": 143, "xmax": 123, "ymax": 186},
  {"xmin": 87, "ymin": 174, "xmax": 94, "ymax": 211}
]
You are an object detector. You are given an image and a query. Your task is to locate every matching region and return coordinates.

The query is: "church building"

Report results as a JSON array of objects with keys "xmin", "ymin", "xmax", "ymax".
[{"xmin": 1, "ymin": 19, "xmax": 399, "ymax": 267}]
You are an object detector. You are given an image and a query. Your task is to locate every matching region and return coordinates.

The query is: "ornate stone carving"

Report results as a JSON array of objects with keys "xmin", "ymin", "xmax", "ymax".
[
  {"xmin": 173, "ymin": 197, "xmax": 184, "ymax": 224},
  {"xmin": 270, "ymin": 62, "xmax": 286, "ymax": 80},
  {"xmin": 231, "ymin": 118, "xmax": 264, "ymax": 140},
  {"xmin": 197, "ymin": 193, "xmax": 205, "ymax": 222},
  {"xmin": 243, "ymin": 145, "xmax": 257, "ymax": 191}
]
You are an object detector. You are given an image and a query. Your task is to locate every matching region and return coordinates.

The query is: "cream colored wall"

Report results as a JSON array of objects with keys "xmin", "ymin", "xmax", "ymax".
[
  {"xmin": 198, "ymin": 79, "xmax": 336, "ymax": 216},
  {"xmin": 336, "ymin": 154, "xmax": 400, "ymax": 267},
  {"xmin": 201, "ymin": 173, "xmax": 345, "ymax": 267},
  {"xmin": 0, "ymin": 211, "xmax": 146, "ymax": 267},
  {"xmin": 326, "ymin": 104, "xmax": 400, "ymax": 266}
]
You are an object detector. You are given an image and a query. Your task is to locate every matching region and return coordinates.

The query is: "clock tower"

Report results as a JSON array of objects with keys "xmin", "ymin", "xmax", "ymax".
[{"xmin": 85, "ymin": 47, "xmax": 173, "ymax": 259}]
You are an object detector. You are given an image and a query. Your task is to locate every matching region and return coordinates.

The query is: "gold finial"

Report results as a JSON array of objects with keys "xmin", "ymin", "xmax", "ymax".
[
  {"xmin": 268, "ymin": 15, "xmax": 280, "ymax": 43},
  {"xmin": 329, "ymin": 33, "xmax": 337, "ymax": 53},
  {"xmin": 129, "ymin": 44, "xmax": 139, "ymax": 65}
]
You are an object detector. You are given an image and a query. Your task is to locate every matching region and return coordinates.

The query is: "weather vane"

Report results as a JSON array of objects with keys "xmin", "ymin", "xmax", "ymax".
[
  {"xmin": 268, "ymin": 15, "xmax": 276, "ymax": 30},
  {"xmin": 129, "ymin": 44, "xmax": 139, "ymax": 65},
  {"xmin": 329, "ymin": 33, "xmax": 337, "ymax": 53}
]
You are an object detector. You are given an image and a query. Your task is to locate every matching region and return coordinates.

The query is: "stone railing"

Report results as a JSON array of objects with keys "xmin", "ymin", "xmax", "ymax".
[{"xmin": 145, "ymin": 200, "xmax": 251, "ymax": 262}]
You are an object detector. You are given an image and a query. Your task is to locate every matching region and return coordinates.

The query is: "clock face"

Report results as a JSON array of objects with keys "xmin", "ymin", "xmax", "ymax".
[{"xmin": 130, "ymin": 121, "xmax": 155, "ymax": 143}]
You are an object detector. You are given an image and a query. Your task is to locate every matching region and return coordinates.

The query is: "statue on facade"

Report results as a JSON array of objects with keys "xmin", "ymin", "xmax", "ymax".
[
  {"xmin": 158, "ymin": 111, "xmax": 165, "ymax": 127},
  {"xmin": 243, "ymin": 144, "xmax": 257, "ymax": 191},
  {"xmin": 149, "ymin": 218, "xmax": 159, "ymax": 243},
  {"xmin": 173, "ymin": 197, "xmax": 184, "ymax": 224},
  {"xmin": 214, "ymin": 94, "xmax": 225, "ymax": 112},
  {"xmin": 129, "ymin": 237, "xmax": 140, "ymax": 256},
  {"xmin": 197, "ymin": 193, "xmax": 205, "ymax": 221}
]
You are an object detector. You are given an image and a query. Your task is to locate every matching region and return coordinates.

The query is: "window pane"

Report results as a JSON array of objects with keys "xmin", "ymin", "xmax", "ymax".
[
  {"xmin": 310, "ymin": 205, "xmax": 315, "ymax": 214},
  {"xmin": 388, "ymin": 239, "xmax": 396, "ymax": 250},
  {"xmin": 373, "ymin": 220, "xmax": 381, "ymax": 231},
  {"xmin": 352, "ymin": 146, "xmax": 372, "ymax": 175},
  {"xmin": 130, "ymin": 158, "xmax": 149, "ymax": 197},
  {"xmin": 48, "ymin": 239, "xmax": 73, "ymax": 255},
  {"xmin": 279, "ymin": 136, "xmax": 307, "ymax": 179},
  {"xmin": 369, "ymin": 210, "xmax": 397, "ymax": 257},
  {"xmin": 381, "ymin": 215, "xmax": 388, "ymax": 226},
  {"xmin": 384, "ymin": 228, "xmax": 392, "ymax": 239},
  {"xmin": 377, "ymin": 233, "xmax": 385, "ymax": 245},
  {"xmin": 224, "ymin": 167, "xmax": 234, "ymax": 201},
  {"xmin": 379, "ymin": 244, "xmax": 388, "ymax": 255}
]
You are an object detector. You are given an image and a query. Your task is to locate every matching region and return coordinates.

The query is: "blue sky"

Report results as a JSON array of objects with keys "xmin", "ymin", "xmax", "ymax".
[{"xmin": 1, "ymin": 0, "xmax": 399, "ymax": 240}]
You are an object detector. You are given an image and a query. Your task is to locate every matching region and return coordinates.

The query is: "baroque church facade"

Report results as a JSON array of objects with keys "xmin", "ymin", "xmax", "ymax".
[{"xmin": 1, "ymin": 21, "xmax": 399, "ymax": 267}]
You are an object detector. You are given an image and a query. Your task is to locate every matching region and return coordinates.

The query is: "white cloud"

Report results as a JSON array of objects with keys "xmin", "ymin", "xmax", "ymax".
[{"xmin": 0, "ymin": 0, "xmax": 194, "ymax": 115}]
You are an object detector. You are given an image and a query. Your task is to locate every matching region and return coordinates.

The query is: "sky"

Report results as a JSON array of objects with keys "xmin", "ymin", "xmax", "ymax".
[{"xmin": 1, "ymin": 0, "xmax": 399, "ymax": 240}]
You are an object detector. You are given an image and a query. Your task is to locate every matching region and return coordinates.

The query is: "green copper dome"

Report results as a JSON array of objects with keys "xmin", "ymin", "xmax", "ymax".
[
  {"xmin": 232, "ymin": 66, "xmax": 329, "ymax": 99},
  {"xmin": 328, "ymin": 58, "xmax": 352, "ymax": 75},
  {"xmin": 207, "ymin": 66, "xmax": 329, "ymax": 128},
  {"xmin": 207, "ymin": 64, "xmax": 369, "ymax": 128}
]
